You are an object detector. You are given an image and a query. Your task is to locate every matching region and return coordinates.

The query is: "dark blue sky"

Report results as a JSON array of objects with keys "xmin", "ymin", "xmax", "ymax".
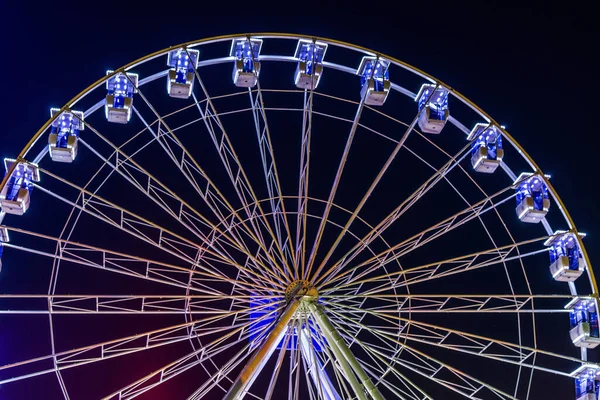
[
  {"xmin": 1, "ymin": 7, "xmax": 594, "ymax": 248},
  {"xmin": 0, "ymin": 4, "xmax": 596, "ymax": 399}
]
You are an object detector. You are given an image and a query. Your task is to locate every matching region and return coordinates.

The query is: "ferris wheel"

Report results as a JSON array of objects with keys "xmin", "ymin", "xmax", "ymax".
[{"xmin": 0, "ymin": 33, "xmax": 598, "ymax": 399}]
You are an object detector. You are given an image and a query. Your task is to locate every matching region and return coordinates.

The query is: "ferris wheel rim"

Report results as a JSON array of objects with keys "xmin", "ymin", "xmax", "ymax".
[{"xmin": 5, "ymin": 32, "xmax": 593, "ymax": 295}]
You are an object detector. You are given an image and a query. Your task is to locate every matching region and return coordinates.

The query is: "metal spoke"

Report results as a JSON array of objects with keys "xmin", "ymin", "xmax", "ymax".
[
  {"xmin": 296, "ymin": 75, "xmax": 316, "ymax": 280},
  {"xmin": 327, "ymin": 306, "xmax": 516, "ymax": 399},
  {"xmin": 248, "ymin": 85, "xmax": 297, "ymax": 272},
  {"xmin": 105, "ymin": 320, "xmax": 265, "ymax": 400},
  {"xmin": 326, "ymin": 236, "xmax": 550, "ymax": 294},
  {"xmin": 320, "ymin": 183, "xmax": 521, "ymax": 290},
  {"xmin": 0, "ymin": 294, "xmax": 283, "ymax": 314},
  {"xmin": 304, "ymin": 58, "xmax": 381, "ymax": 282},
  {"xmin": 302, "ymin": 110, "xmax": 359, "ymax": 281},
  {"xmin": 310, "ymin": 85, "xmax": 445, "ymax": 283},
  {"xmin": 0, "ymin": 301, "xmax": 280, "ymax": 386},
  {"xmin": 76, "ymin": 114, "xmax": 268, "ymax": 278},
  {"xmin": 321, "ymin": 293, "xmax": 576, "ymax": 314},
  {"xmin": 185, "ymin": 53, "xmax": 294, "ymax": 278},
  {"xmin": 119, "ymin": 76, "xmax": 289, "ymax": 282},
  {"xmin": 325, "ymin": 300, "xmax": 583, "ymax": 376},
  {"xmin": 1, "ymin": 225, "xmax": 273, "ymax": 295},
  {"xmin": 30, "ymin": 168, "xmax": 285, "ymax": 289},
  {"xmin": 319, "ymin": 161, "xmax": 515, "ymax": 288}
]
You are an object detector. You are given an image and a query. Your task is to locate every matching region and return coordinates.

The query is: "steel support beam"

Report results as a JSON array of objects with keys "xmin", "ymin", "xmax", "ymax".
[
  {"xmin": 308, "ymin": 302, "xmax": 384, "ymax": 400},
  {"xmin": 224, "ymin": 286, "xmax": 309, "ymax": 400}
]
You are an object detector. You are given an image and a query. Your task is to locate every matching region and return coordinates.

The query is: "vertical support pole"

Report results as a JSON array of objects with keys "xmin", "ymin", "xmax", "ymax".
[
  {"xmin": 308, "ymin": 302, "xmax": 384, "ymax": 400},
  {"xmin": 224, "ymin": 299, "xmax": 300, "ymax": 400}
]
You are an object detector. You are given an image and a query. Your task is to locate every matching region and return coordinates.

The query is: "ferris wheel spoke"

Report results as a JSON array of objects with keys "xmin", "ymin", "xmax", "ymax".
[
  {"xmin": 198, "ymin": 200, "xmax": 303, "ymax": 287},
  {"xmin": 186, "ymin": 61, "xmax": 295, "ymax": 279},
  {"xmin": 310, "ymin": 84, "xmax": 452, "ymax": 285},
  {"xmin": 412, "ymin": 129, "xmax": 541, "ymax": 395},
  {"xmin": 195, "ymin": 221, "xmax": 288, "ymax": 294},
  {"xmin": 248, "ymin": 86, "xmax": 297, "ymax": 272},
  {"xmin": 322, "ymin": 294, "xmax": 576, "ymax": 314},
  {"xmin": 104, "ymin": 313, "xmax": 268, "ymax": 400},
  {"xmin": 295, "ymin": 90, "xmax": 314, "ymax": 280},
  {"xmin": 314, "ymin": 140, "xmax": 473, "ymax": 287},
  {"xmin": 31, "ymin": 169, "xmax": 286, "ymax": 290},
  {"xmin": 401, "ymin": 126, "xmax": 529, "ymax": 296},
  {"xmin": 326, "ymin": 300, "xmax": 581, "ymax": 377},
  {"xmin": 189, "ymin": 345, "xmax": 272, "ymax": 400},
  {"xmin": 187, "ymin": 307, "xmax": 290, "ymax": 400},
  {"xmin": 0, "ymin": 293, "xmax": 280, "ymax": 314},
  {"xmin": 78, "ymin": 132, "xmax": 255, "ymax": 270},
  {"xmin": 185, "ymin": 342, "xmax": 261, "ymax": 400},
  {"xmin": 7, "ymin": 223, "xmax": 274, "ymax": 298},
  {"xmin": 78, "ymin": 113, "xmax": 278, "ymax": 281},
  {"xmin": 328, "ymin": 236, "xmax": 549, "ymax": 293},
  {"xmin": 129, "ymin": 299, "xmax": 285, "ymax": 400},
  {"xmin": 0, "ymin": 302, "xmax": 277, "ymax": 386},
  {"xmin": 131, "ymin": 111, "xmax": 270, "ymax": 267},
  {"xmin": 293, "ymin": 45, "xmax": 321, "ymax": 279},
  {"xmin": 326, "ymin": 306, "xmax": 516, "ymax": 399},
  {"xmin": 188, "ymin": 94, "xmax": 292, "ymax": 280},
  {"xmin": 356, "ymin": 334, "xmax": 507, "ymax": 399},
  {"xmin": 320, "ymin": 182, "xmax": 520, "ymax": 290},
  {"xmin": 117, "ymin": 76, "xmax": 289, "ymax": 284},
  {"xmin": 360, "ymin": 351, "xmax": 432, "ymax": 400},
  {"xmin": 304, "ymin": 93, "xmax": 369, "ymax": 282},
  {"xmin": 0, "ymin": 226, "xmax": 261, "ymax": 295}
]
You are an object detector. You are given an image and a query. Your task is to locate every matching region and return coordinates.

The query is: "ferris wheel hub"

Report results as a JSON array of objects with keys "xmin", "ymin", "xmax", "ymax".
[{"xmin": 285, "ymin": 279, "xmax": 318, "ymax": 303}]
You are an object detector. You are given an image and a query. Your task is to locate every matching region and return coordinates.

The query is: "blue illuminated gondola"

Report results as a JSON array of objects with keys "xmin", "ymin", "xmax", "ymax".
[
  {"xmin": 467, "ymin": 123, "xmax": 504, "ymax": 173},
  {"xmin": 231, "ymin": 39, "xmax": 262, "ymax": 88},
  {"xmin": 571, "ymin": 365, "xmax": 600, "ymax": 400},
  {"xmin": 48, "ymin": 108, "xmax": 84, "ymax": 163},
  {"xmin": 514, "ymin": 172, "xmax": 550, "ymax": 223},
  {"xmin": 0, "ymin": 159, "xmax": 40, "ymax": 216},
  {"xmin": 357, "ymin": 57, "xmax": 390, "ymax": 106},
  {"xmin": 294, "ymin": 40, "xmax": 327, "ymax": 90},
  {"xmin": 545, "ymin": 231, "xmax": 587, "ymax": 282},
  {"xmin": 415, "ymin": 84, "xmax": 449, "ymax": 134},
  {"xmin": 105, "ymin": 70, "xmax": 139, "ymax": 124},
  {"xmin": 167, "ymin": 48, "xmax": 199, "ymax": 99},
  {"xmin": 566, "ymin": 298, "xmax": 600, "ymax": 348}
]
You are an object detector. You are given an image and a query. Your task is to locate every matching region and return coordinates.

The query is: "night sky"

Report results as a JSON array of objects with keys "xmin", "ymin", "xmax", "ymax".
[{"xmin": 0, "ymin": 5, "xmax": 597, "ymax": 400}]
